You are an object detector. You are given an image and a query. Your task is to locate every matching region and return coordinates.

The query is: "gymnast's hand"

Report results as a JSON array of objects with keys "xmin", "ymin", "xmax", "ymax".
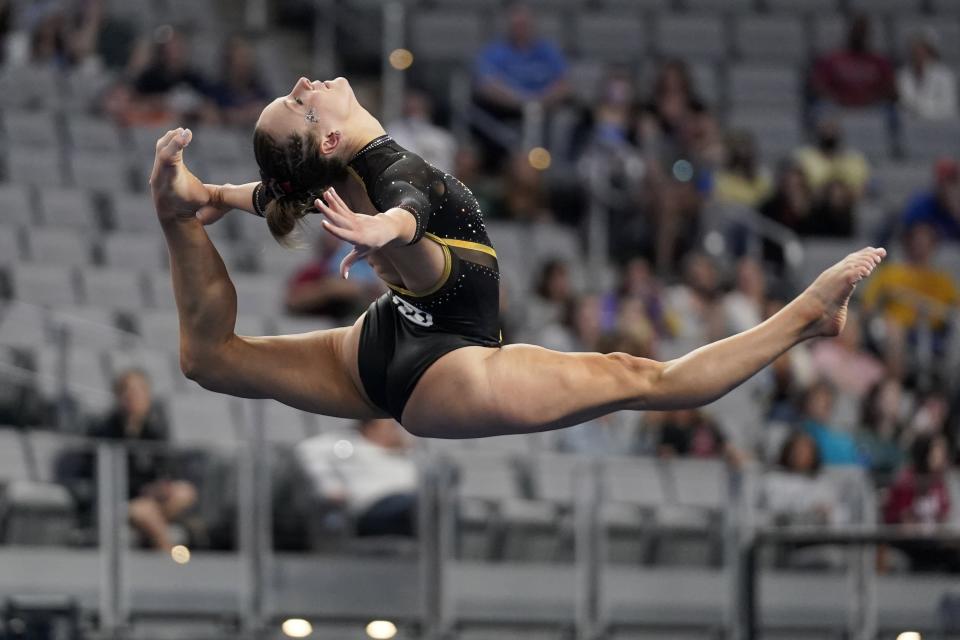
[
  {"xmin": 149, "ymin": 127, "xmax": 212, "ymax": 222},
  {"xmin": 316, "ymin": 186, "xmax": 402, "ymax": 279}
]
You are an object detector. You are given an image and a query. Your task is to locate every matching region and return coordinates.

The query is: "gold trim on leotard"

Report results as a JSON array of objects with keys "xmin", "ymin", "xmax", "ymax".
[
  {"xmin": 435, "ymin": 237, "xmax": 498, "ymax": 259},
  {"xmin": 385, "ymin": 233, "xmax": 452, "ymax": 298}
]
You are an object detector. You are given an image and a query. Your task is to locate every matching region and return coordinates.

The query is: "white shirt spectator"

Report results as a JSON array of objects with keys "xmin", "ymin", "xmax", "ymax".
[
  {"xmin": 296, "ymin": 431, "xmax": 417, "ymax": 516},
  {"xmin": 388, "ymin": 117, "xmax": 456, "ymax": 172},
  {"xmin": 897, "ymin": 62, "xmax": 958, "ymax": 121}
]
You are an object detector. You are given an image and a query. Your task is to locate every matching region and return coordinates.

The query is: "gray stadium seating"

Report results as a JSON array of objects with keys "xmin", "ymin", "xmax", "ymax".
[
  {"xmin": 410, "ymin": 11, "xmax": 486, "ymax": 61},
  {"xmin": 493, "ymin": 11, "xmax": 567, "ymax": 48},
  {"xmin": 102, "ymin": 232, "xmax": 166, "ymax": 270},
  {"xmin": 656, "ymin": 15, "xmax": 727, "ymax": 60},
  {"xmin": 105, "ymin": 348, "xmax": 179, "ymax": 398},
  {"xmin": 0, "ymin": 65, "xmax": 60, "ymax": 110},
  {"xmin": 231, "ymin": 273, "xmax": 285, "ymax": 317},
  {"xmin": 812, "ymin": 16, "xmax": 891, "ymax": 56},
  {"xmin": 931, "ymin": 0, "xmax": 960, "ymax": 14},
  {"xmin": 258, "ymin": 401, "xmax": 310, "ymax": 444},
  {"xmin": 849, "ymin": 0, "xmax": 923, "ymax": 14},
  {"xmin": 0, "ymin": 427, "xmax": 29, "ymax": 483},
  {"xmin": 575, "ymin": 13, "xmax": 647, "ymax": 62},
  {"xmin": 0, "ymin": 301, "xmax": 47, "ymax": 349},
  {"xmin": 685, "ymin": 0, "xmax": 753, "ymax": 12},
  {"xmin": 135, "ymin": 308, "xmax": 180, "ymax": 351},
  {"xmin": 69, "ymin": 151, "xmax": 133, "ymax": 192},
  {"xmin": 765, "ymin": 0, "xmax": 837, "ymax": 13},
  {"xmin": 35, "ymin": 345, "xmax": 112, "ymax": 411},
  {"xmin": 0, "ymin": 183, "xmax": 35, "ymax": 226},
  {"xmin": 26, "ymin": 228, "xmax": 93, "ymax": 267},
  {"xmin": 36, "ymin": 187, "xmax": 99, "ymax": 231},
  {"xmin": 728, "ymin": 65, "xmax": 801, "ymax": 109},
  {"xmin": 837, "ymin": 109, "xmax": 890, "ymax": 162},
  {"xmin": 9, "ymin": 263, "xmax": 78, "ymax": 307},
  {"xmin": 110, "ymin": 192, "xmax": 158, "ymax": 233},
  {"xmin": 80, "ymin": 267, "xmax": 147, "ymax": 310},
  {"xmin": 168, "ymin": 394, "xmax": 239, "ymax": 446},
  {"xmin": 734, "ymin": 16, "xmax": 807, "ymax": 63},
  {"xmin": 64, "ymin": 116, "xmax": 124, "ymax": 154},
  {"xmin": 5, "ymin": 147, "xmax": 65, "ymax": 188},
  {"xmin": 0, "ymin": 223, "xmax": 23, "ymax": 264},
  {"xmin": 48, "ymin": 305, "xmax": 125, "ymax": 350},
  {"xmin": 871, "ymin": 162, "xmax": 930, "ymax": 208},
  {"xmin": 1, "ymin": 110, "xmax": 59, "ymax": 148},
  {"xmin": 901, "ymin": 117, "xmax": 960, "ymax": 162},
  {"xmin": 727, "ymin": 109, "xmax": 803, "ymax": 163},
  {"xmin": 894, "ymin": 19, "xmax": 960, "ymax": 63}
]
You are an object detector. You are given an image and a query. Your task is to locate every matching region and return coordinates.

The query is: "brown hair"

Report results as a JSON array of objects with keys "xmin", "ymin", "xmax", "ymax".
[{"xmin": 252, "ymin": 127, "xmax": 348, "ymax": 244}]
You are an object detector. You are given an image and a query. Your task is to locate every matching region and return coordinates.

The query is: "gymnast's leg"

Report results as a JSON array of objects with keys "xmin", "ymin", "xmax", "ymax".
[
  {"xmin": 149, "ymin": 127, "xmax": 381, "ymax": 419},
  {"xmin": 402, "ymin": 247, "xmax": 886, "ymax": 438}
]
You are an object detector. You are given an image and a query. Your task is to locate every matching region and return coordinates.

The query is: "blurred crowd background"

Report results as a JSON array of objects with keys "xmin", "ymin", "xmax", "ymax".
[{"xmin": 0, "ymin": 0, "xmax": 960, "ymax": 635}]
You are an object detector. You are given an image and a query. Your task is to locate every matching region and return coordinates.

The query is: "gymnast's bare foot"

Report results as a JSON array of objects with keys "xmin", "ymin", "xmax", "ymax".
[
  {"xmin": 149, "ymin": 127, "xmax": 211, "ymax": 222},
  {"xmin": 796, "ymin": 246, "xmax": 886, "ymax": 340}
]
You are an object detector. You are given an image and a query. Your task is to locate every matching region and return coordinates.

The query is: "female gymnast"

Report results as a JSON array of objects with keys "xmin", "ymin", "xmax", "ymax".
[{"xmin": 149, "ymin": 76, "xmax": 886, "ymax": 439}]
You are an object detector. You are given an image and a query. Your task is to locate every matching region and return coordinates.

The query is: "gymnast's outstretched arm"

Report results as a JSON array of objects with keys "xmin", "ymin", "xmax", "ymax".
[{"xmin": 148, "ymin": 128, "xmax": 381, "ymax": 419}]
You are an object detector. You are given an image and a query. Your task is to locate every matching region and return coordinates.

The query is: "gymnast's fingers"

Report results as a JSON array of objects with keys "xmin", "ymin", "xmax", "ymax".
[
  {"xmin": 326, "ymin": 187, "xmax": 351, "ymax": 214},
  {"xmin": 315, "ymin": 197, "xmax": 354, "ymax": 228},
  {"xmin": 321, "ymin": 218, "xmax": 358, "ymax": 244},
  {"xmin": 339, "ymin": 247, "xmax": 369, "ymax": 280}
]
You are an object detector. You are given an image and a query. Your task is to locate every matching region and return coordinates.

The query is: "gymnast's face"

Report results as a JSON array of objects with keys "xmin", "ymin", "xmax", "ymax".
[{"xmin": 256, "ymin": 76, "xmax": 356, "ymax": 155}]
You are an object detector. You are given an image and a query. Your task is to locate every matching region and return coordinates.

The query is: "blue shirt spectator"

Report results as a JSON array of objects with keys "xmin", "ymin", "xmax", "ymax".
[
  {"xmin": 902, "ymin": 158, "xmax": 960, "ymax": 241},
  {"xmin": 798, "ymin": 380, "xmax": 865, "ymax": 466},
  {"xmin": 473, "ymin": 4, "xmax": 569, "ymax": 112}
]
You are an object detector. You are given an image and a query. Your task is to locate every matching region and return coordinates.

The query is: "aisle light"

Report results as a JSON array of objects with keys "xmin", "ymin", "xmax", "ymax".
[
  {"xmin": 282, "ymin": 618, "xmax": 313, "ymax": 638},
  {"xmin": 366, "ymin": 619, "xmax": 398, "ymax": 639},
  {"xmin": 389, "ymin": 48, "xmax": 414, "ymax": 70},
  {"xmin": 897, "ymin": 633, "xmax": 921, "ymax": 640},
  {"xmin": 170, "ymin": 545, "xmax": 190, "ymax": 564}
]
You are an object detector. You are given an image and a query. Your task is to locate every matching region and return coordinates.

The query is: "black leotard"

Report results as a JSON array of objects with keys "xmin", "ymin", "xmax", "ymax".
[{"xmin": 257, "ymin": 135, "xmax": 502, "ymax": 422}]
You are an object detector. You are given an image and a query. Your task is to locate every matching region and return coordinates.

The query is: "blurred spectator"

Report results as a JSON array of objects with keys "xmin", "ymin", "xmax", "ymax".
[
  {"xmin": 799, "ymin": 380, "xmax": 863, "ymax": 466},
  {"xmin": 862, "ymin": 222, "xmax": 959, "ymax": 377},
  {"xmin": 496, "ymin": 152, "xmax": 554, "ymax": 222},
  {"xmin": 759, "ymin": 162, "xmax": 815, "ymax": 268},
  {"xmin": 656, "ymin": 408, "xmax": 742, "ymax": 465},
  {"xmin": 536, "ymin": 294, "xmax": 604, "ymax": 352},
  {"xmin": 605, "ymin": 257, "xmax": 671, "ymax": 340},
  {"xmin": 525, "ymin": 259, "xmax": 575, "ymax": 334},
  {"xmin": 453, "ymin": 143, "xmax": 500, "ymax": 216},
  {"xmin": 388, "ymin": 90, "xmax": 457, "ymax": 172},
  {"xmin": 209, "ymin": 34, "xmax": 270, "ymax": 127},
  {"xmin": 473, "ymin": 3, "xmax": 569, "ymax": 118},
  {"xmin": 897, "ymin": 29, "xmax": 958, "ymax": 121},
  {"xmin": 763, "ymin": 431, "xmax": 846, "ymax": 527},
  {"xmin": 25, "ymin": 0, "xmax": 102, "ymax": 69},
  {"xmin": 722, "ymin": 257, "xmax": 767, "ymax": 336},
  {"xmin": 766, "ymin": 297, "xmax": 817, "ymax": 423},
  {"xmin": 809, "ymin": 308, "xmax": 885, "ymax": 402},
  {"xmin": 663, "ymin": 251, "xmax": 723, "ymax": 356},
  {"xmin": 296, "ymin": 419, "xmax": 418, "ymax": 538},
  {"xmin": 92, "ymin": 369, "xmax": 197, "ymax": 551},
  {"xmin": 286, "ymin": 232, "xmax": 384, "ymax": 321},
  {"xmin": 901, "ymin": 157, "xmax": 960, "ymax": 242},
  {"xmin": 883, "ymin": 434, "xmax": 959, "ymax": 571},
  {"xmin": 809, "ymin": 13, "xmax": 896, "ymax": 109},
  {"xmin": 638, "ymin": 59, "xmax": 707, "ymax": 160},
  {"xmin": 713, "ymin": 130, "xmax": 772, "ymax": 209},
  {"xmin": 794, "ymin": 117, "xmax": 870, "ymax": 199},
  {"xmin": 104, "ymin": 27, "xmax": 216, "ymax": 126},
  {"xmin": 807, "ymin": 178, "xmax": 856, "ymax": 237},
  {"xmin": 574, "ymin": 68, "xmax": 638, "ymax": 155},
  {"xmin": 856, "ymin": 377, "xmax": 907, "ymax": 485}
]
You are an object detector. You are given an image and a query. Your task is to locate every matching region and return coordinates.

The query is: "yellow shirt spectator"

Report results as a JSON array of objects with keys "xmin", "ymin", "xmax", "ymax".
[
  {"xmin": 794, "ymin": 145, "xmax": 870, "ymax": 196},
  {"xmin": 714, "ymin": 170, "xmax": 773, "ymax": 208},
  {"xmin": 862, "ymin": 262, "xmax": 958, "ymax": 329}
]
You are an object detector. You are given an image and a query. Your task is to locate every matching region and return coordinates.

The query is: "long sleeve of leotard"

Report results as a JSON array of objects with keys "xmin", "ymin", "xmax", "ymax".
[{"xmin": 368, "ymin": 160, "xmax": 433, "ymax": 245}]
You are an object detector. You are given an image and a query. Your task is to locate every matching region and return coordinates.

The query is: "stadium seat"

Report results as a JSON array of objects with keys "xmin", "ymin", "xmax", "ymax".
[
  {"xmin": 728, "ymin": 65, "xmax": 801, "ymax": 110},
  {"xmin": 813, "ymin": 16, "xmax": 891, "ymax": 57},
  {"xmin": 894, "ymin": 19, "xmax": 960, "ymax": 64},
  {"xmin": 409, "ymin": 11, "xmax": 486, "ymax": 62},
  {"xmin": 106, "ymin": 348, "xmax": 179, "ymax": 398},
  {"xmin": 110, "ymin": 193, "xmax": 158, "ymax": 234},
  {"xmin": 727, "ymin": 109, "xmax": 802, "ymax": 163},
  {"xmin": 168, "ymin": 394, "xmax": 239, "ymax": 446},
  {"xmin": 135, "ymin": 309, "xmax": 180, "ymax": 351},
  {"xmin": 837, "ymin": 109, "xmax": 891, "ymax": 162},
  {"xmin": 0, "ymin": 65, "xmax": 60, "ymax": 110},
  {"xmin": 36, "ymin": 187, "xmax": 100, "ymax": 231},
  {"xmin": 22, "ymin": 430, "xmax": 73, "ymax": 484},
  {"xmin": 656, "ymin": 15, "xmax": 727, "ymax": 60},
  {"xmin": 102, "ymin": 232, "xmax": 167, "ymax": 270},
  {"xmin": 901, "ymin": 117, "xmax": 960, "ymax": 162},
  {"xmin": 9, "ymin": 263, "xmax": 78, "ymax": 307},
  {"xmin": 0, "ymin": 427, "xmax": 29, "ymax": 483},
  {"xmin": 35, "ymin": 345, "xmax": 112, "ymax": 412},
  {"xmin": 931, "ymin": 0, "xmax": 960, "ymax": 14},
  {"xmin": 0, "ymin": 301, "xmax": 47, "ymax": 349},
  {"xmin": 766, "ymin": 0, "xmax": 837, "ymax": 13},
  {"xmin": 145, "ymin": 271, "xmax": 177, "ymax": 311},
  {"xmin": 849, "ymin": 0, "xmax": 923, "ymax": 14},
  {"xmin": 871, "ymin": 162, "xmax": 930, "ymax": 208},
  {"xmin": 64, "ymin": 116, "xmax": 123, "ymax": 154},
  {"xmin": 48, "ymin": 305, "xmax": 125, "ymax": 350},
  {"xmin": 600, "ymin": 0, "xmax": 673, "ymax": 11},
  {"xmin": 234, "ymin": 314, "xmax": 268, "ymax": 338},
  {"xmin": 80, "ymin": 267, "xmax": 147, "ymax": 310},
  {"xmin": 0, "ymin": 184, "xmax": 35, "ymax": 226},
  {"xmin": 0, "ymin": 479, "xmax": 75, "ymax": 545},
  {"xmin": 232, "ymin": 274, "xmax": 285, "ymax": 317},
  {"xmin": 1, "ymin": 110, "xmax": 60, "ymax": 148},
  {"xmin": 685, "ymin": 0, "xmax": 753, "ymax": 12},
  {"xmin": 68, "ymin": 151, "xmax": 133, "ymax": 193},
  {"xmin": 190, "ymin": 126, "xmax": 250, "ymax": 165},
  {"xmin": 734, "ymin": 16, "xmax": 807, "ymax": 64},
  {"xmin": 493, "ymin": 10, "xmax": 567, "ymax": 48},
  {"xmin": 26, "ymin": 228, "xmax": 93, "ymax": 267},
  {"xmin": 257, "ymin": 401, "xmax": 310, "ymax": 444},
  {"xmin": 5, "ymin": 147, "xmax": 65, "ymax": 188},
  {"xmin": 253, "ymin": 240, "xmax": 311, "ymax": 278},
  {"xmin": 0, "ymin": 224, "xmax": 24, "ymax": 264},
  {"xmin": 575, "ymin": 13, "xmax": 647, "ymax": 61}
]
